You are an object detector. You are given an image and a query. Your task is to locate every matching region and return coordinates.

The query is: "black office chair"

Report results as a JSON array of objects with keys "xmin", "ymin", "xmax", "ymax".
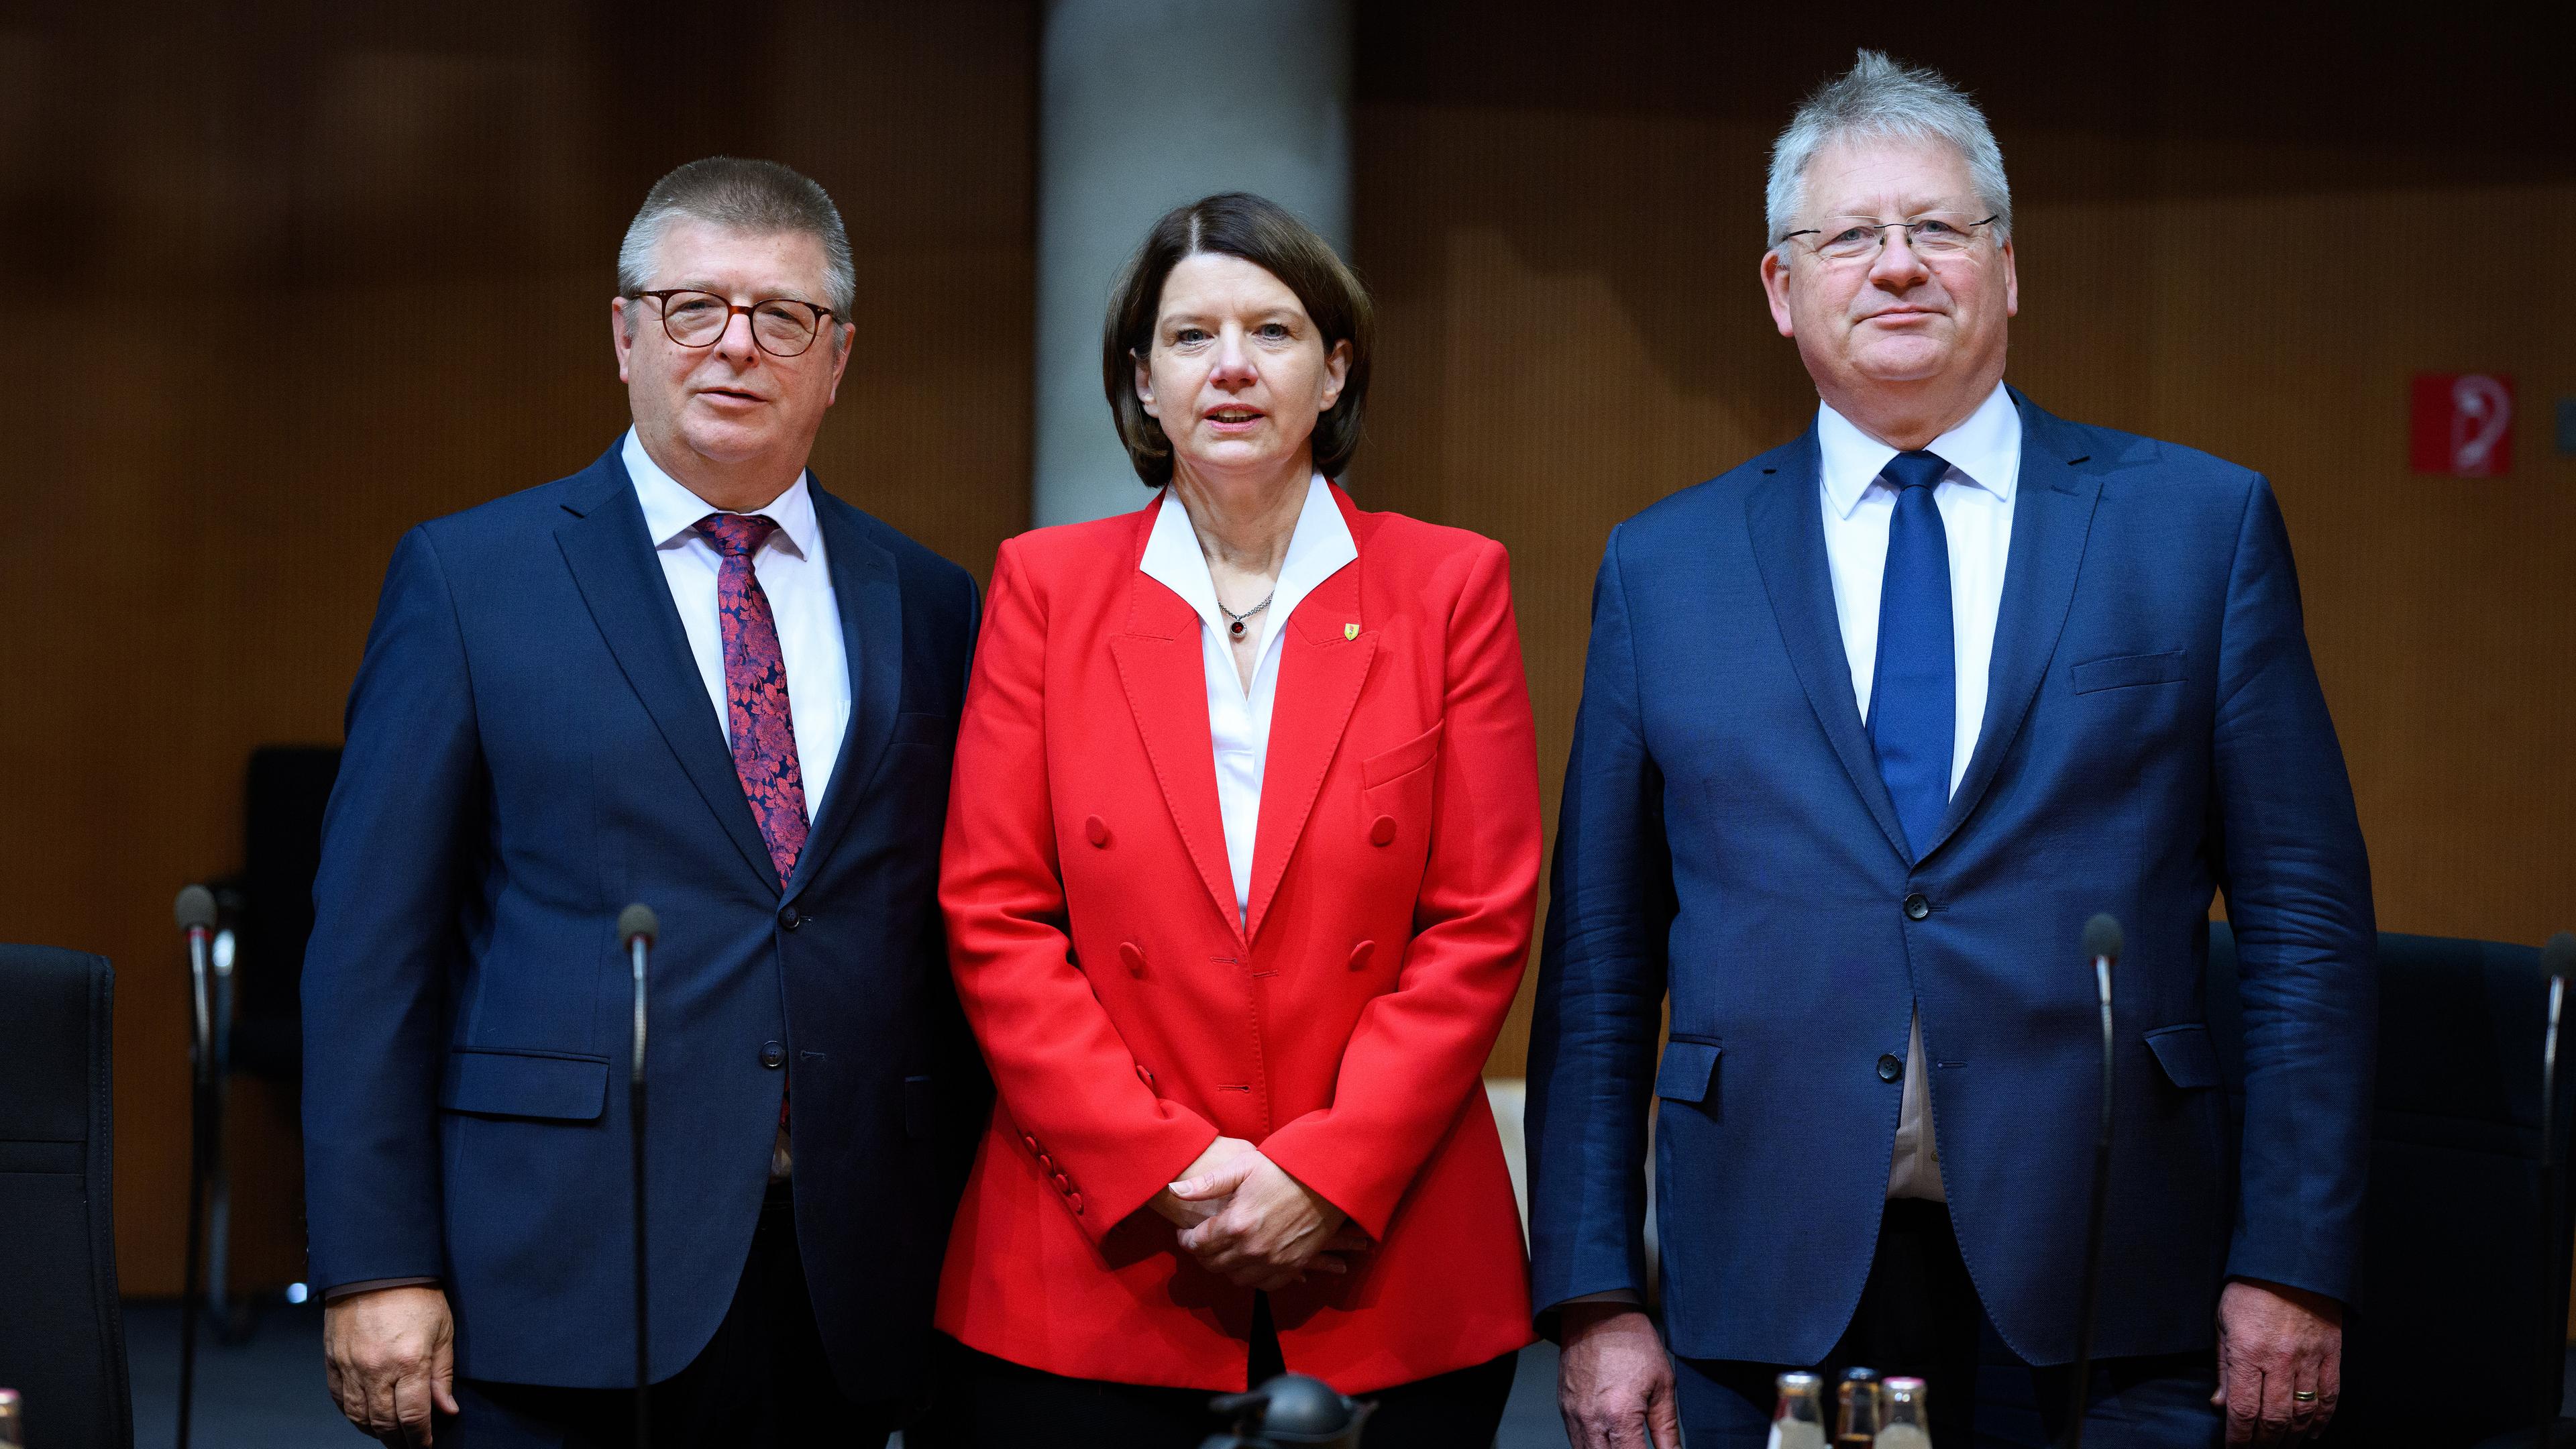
[
  {"xmin": 183, "ymin": 745, "xmax": 339, "ymax": 1345},
  {"xmin": 0, "ymin": 945, "xmax": 134, "ymax": 1449},
  {"xmin": 2206, "ymin": 922, "xmax": 2574, "ymax": 1446}
]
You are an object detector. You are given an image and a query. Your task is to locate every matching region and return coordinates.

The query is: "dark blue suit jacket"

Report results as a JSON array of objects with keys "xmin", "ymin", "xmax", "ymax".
[
  {"xmin": 1525, "ymin": 392, "xmax": 2375, "ymax": 1367},
  {"xmin": 301, "ymin": 443, "xmax": 987, "ymax": 1396}
]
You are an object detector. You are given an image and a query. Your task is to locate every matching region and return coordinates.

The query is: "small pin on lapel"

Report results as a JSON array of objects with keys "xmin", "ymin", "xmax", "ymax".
[{"xmin": 1344, "ymin": 623, "xmax": 1359, "ymax": 641}]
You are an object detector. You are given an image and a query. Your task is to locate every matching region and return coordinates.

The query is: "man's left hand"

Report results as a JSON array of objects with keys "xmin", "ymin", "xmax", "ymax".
[
  {"xmin": 2214, "ymin": 1278, "xmax": 2343, "ymax": 1444},
  {"xmin": 1171, "ymin": 1150, "xmax": 1367, "ymax": 1289}
]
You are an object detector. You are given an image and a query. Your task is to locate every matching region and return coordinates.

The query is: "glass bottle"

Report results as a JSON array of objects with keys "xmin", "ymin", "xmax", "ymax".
[
  {"xmin": 1837, "ymin": 1366, "xmax": 1886, "ymax": 1446},
  {"xmin": 1768, "ymin": 1371, "xmax": 1829, "ymax": 1449},
  {"xmin": 1876, "ymin": 1376, "xmax": 1931, "ymax": 1448},
  {"xmin": 0, "ymin": 1387, "xmax": 23, "ymax": 1448}
]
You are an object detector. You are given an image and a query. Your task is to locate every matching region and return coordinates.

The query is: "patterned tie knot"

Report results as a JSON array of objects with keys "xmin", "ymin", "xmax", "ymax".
[
  {"xmin": 695, "ymin": 512, "xmax": 782, "ymax": 559},
  {"xmin": 1882, "ymin": 449, "xmax": 1951, "ymax": 494}
]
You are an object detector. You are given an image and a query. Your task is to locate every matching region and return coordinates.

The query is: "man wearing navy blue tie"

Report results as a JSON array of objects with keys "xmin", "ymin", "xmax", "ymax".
[{"xmin": 1528, "ymin": 53, "xmax": 2374, "ymax": 1449}]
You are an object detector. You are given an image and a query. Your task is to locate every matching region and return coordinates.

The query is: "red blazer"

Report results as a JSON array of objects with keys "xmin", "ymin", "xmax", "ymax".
[{"xmin": 934, "ymin": 486, "xmax": 1540, "ymax": 1393}]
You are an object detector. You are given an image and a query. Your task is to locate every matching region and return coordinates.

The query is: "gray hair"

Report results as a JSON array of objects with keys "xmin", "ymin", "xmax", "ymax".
[
  {"xmin": 1765, "ymin": 50, "xmax": 2012, "ymax": 254},
  {"xmin": 617, "ymin": 157, "xmax": 857, "ymax": 323}
]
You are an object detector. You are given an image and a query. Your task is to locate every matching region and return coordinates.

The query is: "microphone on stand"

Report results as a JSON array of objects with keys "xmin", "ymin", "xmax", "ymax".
[
  {"xmin": 2533, "ymin": 932, "xmax": 2573, "ymax": 1433},
  {"xmin": 619, "ymin": 903, "xmax": 659, "ymax": 1449},
  {"xmin": 2063, "ymin": 913, "xmax": 2123, "ymax": 1449},
  {"xmin": 171, "ymin": 885, "xmax": 218, "ymax": 1449}
]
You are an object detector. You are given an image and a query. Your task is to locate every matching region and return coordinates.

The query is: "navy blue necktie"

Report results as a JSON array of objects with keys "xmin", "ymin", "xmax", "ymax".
[{"xmin": 1868, "ymin": 450, "xmax": 1955, "ymax": 857}]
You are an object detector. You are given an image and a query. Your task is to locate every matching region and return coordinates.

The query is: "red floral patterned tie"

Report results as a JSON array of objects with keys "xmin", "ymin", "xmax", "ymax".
[{"xmin": 694, "ymin": 513, "xmax": 808, "ymax": 886}]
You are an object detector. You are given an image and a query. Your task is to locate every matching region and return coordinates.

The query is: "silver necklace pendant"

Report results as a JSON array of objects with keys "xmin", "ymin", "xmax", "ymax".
[{"xmin": 1218, "ymin": 592, "xmax": 1274, "ymax": 643}]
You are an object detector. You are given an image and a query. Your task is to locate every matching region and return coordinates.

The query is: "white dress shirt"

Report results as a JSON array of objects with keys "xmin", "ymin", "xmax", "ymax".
[
  {"xmin": 1815, "ymin": 381, "xmax": 2023, "ymax": 1201},
  {"xmin": 1138, "ymin": 474, "xmax": 1357, "ymax": 924},
  {"xmin": 625, "ymin": 430, "xmax": 853, "ymax": 818}
]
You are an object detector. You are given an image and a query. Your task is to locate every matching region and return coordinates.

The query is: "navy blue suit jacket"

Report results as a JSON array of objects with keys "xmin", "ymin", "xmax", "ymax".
[
  {"xmin": 1525, "ymin": 392, "xmax": 2375, "ymax": 1367},
  {"xmin": 301, "ymin": 443, "xmax": 987, "ymax": 1396}
]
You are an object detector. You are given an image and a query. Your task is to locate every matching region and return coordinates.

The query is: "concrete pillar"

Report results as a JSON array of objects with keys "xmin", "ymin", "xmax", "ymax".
[{"xmin": 1032, "ymin": 0, "xmax": 1352, "ymax": 528}]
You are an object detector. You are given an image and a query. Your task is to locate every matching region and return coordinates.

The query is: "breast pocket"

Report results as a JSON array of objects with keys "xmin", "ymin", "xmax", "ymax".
[{"xmin": 1358, "ymin": 719, "xmax": 1444, "ymax": 860}]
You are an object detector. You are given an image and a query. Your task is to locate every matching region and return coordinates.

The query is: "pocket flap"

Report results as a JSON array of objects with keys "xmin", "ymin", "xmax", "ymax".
[
  {"xmin": 1361, "ymin": 719, "xmax": 1445, "ymax": 788},
  {"xmin": 439, "ymin": 1048, "xmax": 609, "ymax": 1121},
  {"xmin": 2072, "ymin": 650, "xmax": 2187, "ymax": 694},
  {"xmin": 2143, "ymin": 1023, "xmax": 2220, "ymax": 1090},
  {"xmin": 1654, "ymin": 1039, "xmax": 1721, "ymax": 1104}
]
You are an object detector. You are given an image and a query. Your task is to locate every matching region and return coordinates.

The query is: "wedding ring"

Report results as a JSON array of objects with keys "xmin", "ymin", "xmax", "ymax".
[{"xmin": 2292, "ymin": 1391, "xmax": 2319, "ymax": 1403}]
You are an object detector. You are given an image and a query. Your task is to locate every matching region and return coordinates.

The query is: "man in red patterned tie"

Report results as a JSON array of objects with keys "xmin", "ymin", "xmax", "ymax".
[{"xmin": 302, "ymin": 157, "xmax": 986, "ymax": 1448}]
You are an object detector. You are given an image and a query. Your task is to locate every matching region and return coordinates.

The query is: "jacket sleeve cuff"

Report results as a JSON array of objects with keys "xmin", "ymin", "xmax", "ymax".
[
  {"xmin": 321, "ymin": 1276, "xmax": 441, "ymax": 1303},
  {"xmin": 1256, "ymin": 1120, "xmax": 1396, "ymax": 1240},
  {"xmin": 1050, "ymin": 1109, "xmax": 1221, "ymax": 1244}
]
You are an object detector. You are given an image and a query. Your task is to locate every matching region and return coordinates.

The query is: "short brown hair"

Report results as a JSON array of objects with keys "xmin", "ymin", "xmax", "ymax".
[{"xmin": 1101, "ymin": 193, "xmax": 1375, "ymax": 488}]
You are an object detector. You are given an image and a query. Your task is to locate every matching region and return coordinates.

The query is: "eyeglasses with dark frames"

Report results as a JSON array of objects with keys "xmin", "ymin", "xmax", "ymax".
[
  {"xmin": 629, "ymin": 289, "xmax": 839, "ymax": 358},
  {"xmin": 1778, "ymin": 214, "xmax": 2000, "ymax": 264}
]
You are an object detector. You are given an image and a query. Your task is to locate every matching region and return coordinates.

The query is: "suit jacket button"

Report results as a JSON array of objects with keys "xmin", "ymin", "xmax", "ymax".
[
  {"xmin": 1902, "ymin": 893, "xmax": 1930, "ymax": 921},
  {"xmin": 1119, "ymin": 941, "xmax": 1147, "ymax": 977},
  {"xmin": 1085, "ymin": 815, "xmax": 1110, "ymax": 847},
  {"xmin": 1369, "ymin": 815, "xmax": 1398, "ymax": 846},
  {"xmin": 1136, "ymin": 1064, "xmax": 1155, "ymax": 1087},
  {"xmin": 1067, "ymin": 1192, "xmax": 1084, "ymax": 1216},
  {"xmin": 761, "ymin": 1040, "xmax": 786, "ymax": 1069},
  {"xmin": 778, "ymin": 904, "xmax": 802, "ymax": 930},
  {"xmin": 1877, "ymin": 1053, "xmax": 1904, "ymax": 1083},
  {"xmin": 1347, "ymin": 940, "xmax": 1375, "ymax": 971},
  {"xmin": 1023, "ymin": 1134, "xmax": 1040, "ymax": 1153},
  {"xmin": 1054, "ymin": 1173, "xmax": 1071, "ymax": 1193}
]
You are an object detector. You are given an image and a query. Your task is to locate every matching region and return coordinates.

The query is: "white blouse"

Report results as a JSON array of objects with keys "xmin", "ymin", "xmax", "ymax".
[{"xmin": 1136, "ymin": 474, "xmax": 1358, "ymax": 924}]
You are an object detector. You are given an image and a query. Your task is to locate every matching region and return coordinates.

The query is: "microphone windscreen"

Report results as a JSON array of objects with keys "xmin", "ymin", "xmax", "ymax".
[
  {"xmin": 174, "ymin": 884, "xmax": 217, "ymax": 932},
  {"xmin": 2544, "ymin": 931, "xmax": 2576, "ymax": 981},
  {"xmin": 618, "ymin": 902, "xmax": 660, "ymax": 948},
  {"xmin": 2082, "ymin": 913, "xmax": 2125, "ymax": 963}
]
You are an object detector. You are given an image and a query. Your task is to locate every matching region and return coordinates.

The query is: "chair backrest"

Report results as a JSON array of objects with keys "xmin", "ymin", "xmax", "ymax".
[
  {"xmin": 2206, "ymin": 922, "xmax": 2573, "ymax": 1445},
  {"xmin": 0, "ymin": 945, "xmax": 132, "ymax": 1449}
]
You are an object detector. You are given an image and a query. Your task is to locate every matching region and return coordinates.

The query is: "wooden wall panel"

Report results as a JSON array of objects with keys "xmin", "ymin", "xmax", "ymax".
[{"xmin": 0, "ymin": 0, "xmax": 1036, "ymax": 1295}]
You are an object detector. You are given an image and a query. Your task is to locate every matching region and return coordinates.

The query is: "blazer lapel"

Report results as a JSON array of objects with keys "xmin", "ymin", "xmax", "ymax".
[
  {"xmin": 1245, "ymin": 549, "xmax": 1372, "ymax": 943},
  {"xmin": 1110, "ymin": 502, "xmax": 1245, "ymax": 946},
  {"xmin": 782, "ymin": 485, "xmax": 901, "ymax": 904},
  {"xmin": 1746, "ymin": 433, "xmax": 1913, "ymax": 865},
  {"xmin": 1920, "ymin": 394, "xmax": 2103, "ymax": 859},
  {"xmin": 552, "ymin": 451, "xmax": 777, "ymax": 892}
]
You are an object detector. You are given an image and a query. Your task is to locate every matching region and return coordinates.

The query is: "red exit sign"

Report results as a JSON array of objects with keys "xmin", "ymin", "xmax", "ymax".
[{"xmin": 2410, "ymin": 373, "xmax": 2514, "ymax": 477}]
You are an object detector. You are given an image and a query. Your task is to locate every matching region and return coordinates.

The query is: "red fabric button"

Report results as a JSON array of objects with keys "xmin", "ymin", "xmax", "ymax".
[
  {"xmin": 1135, "ymin": 1064, "xmax": 1155, "ymax": 1087},
  {"xmin": 1053, "ymin": 1173, "xmax": 1071, "ymax": 1193},
  {"xmin": 1085, "ymin": 815, "xmax": 1110, "ymax": 847},
  {"xmin": 1023, "ymin": 1134, "xmax": 1040, "ymax": 1153},
  {"xmin": 1068, "ymin": 1193, "xmax": 1084, "ymax": 1216},
  {"xmin": 1347, "ymin": 940, "xmax": 1376, "ymax": 971},
  {"xmin": 1038, "ymin": 1154, "xmax": 1054, "ymax": 1172},
  {"xmin": 1119, "ymin": 941, "xmax": 1146, "ymax": 977},
  {"xmin": 1369, "ymin": 815, "xmax": 1397, "ymax": 846}
]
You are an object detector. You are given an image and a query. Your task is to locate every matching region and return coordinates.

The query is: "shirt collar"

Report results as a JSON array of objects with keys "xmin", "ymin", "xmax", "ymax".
[
  {"xmin": 1814, "ymin": 382, "xmax": 2021, "ymax": 521},
  {"xmin": 1140, "ymin": 473, "xmax": 1356, "ymax": 659},
  {"xmin": 623, "ymin": 428, "xmax": 819, "ymax": 559}
]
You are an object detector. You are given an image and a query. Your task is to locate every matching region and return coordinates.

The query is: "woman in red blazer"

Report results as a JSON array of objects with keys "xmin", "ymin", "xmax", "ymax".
[{"xmin": 933, "ymin": 193, "xmax": 1540, "ymax": 1447}]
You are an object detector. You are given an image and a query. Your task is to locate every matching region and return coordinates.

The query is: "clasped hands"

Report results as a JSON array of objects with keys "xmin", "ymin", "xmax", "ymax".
[{"xmin": 1150, "ymin": 1135, "xmax": 1371, "ymax": 1291}]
